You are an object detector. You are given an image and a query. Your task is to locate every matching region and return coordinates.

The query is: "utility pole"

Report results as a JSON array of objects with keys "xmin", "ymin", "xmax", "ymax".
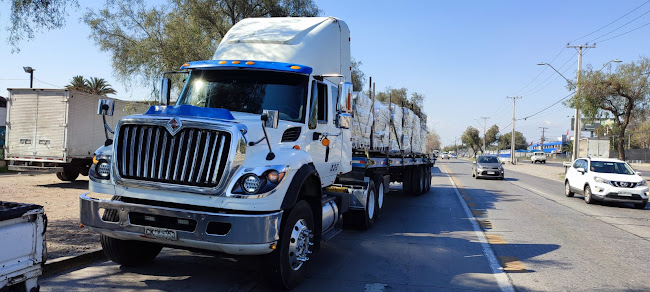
[
  {"xmin": 567, "ymin": 43, "xmax": 596, "ymax": 161},
  {"xmin": 480, "ymin": 117, "xmax": 490, "ymax": 154},
  {"xmin": 539, "ymin": 127, "xmax": 548, "ymax": 152},
  {"xmin": 507, "ymin": 96, "xmax": 522, "ymax": 164}
]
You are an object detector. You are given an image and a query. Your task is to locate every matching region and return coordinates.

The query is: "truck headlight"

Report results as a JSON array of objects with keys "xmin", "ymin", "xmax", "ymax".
[
  {"xmin": 242, "ymin": 175, "xmax": 262, "ymax": 194},
  {"xmin": 96, "ymin": 161, "xmax": 111, "ymax": 178}
]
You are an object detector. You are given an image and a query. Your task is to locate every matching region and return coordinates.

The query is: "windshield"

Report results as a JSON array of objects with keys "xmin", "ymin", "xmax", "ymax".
[
  {"xmin": 176, "ymin": 70, "xmax": 308, "ymax": 123},
  {"xmin": 478, "ymin": 156, "xmax": 499, "ymax": 164},
  {"xmin": 590, "ymin": 161, "xmax": 635, "ymax": 175}
]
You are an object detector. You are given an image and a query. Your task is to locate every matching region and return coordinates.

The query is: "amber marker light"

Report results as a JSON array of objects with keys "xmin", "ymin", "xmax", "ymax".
[
  {"xmin": 293, "ymin": 145, "xmax": 301, "ymax": 150},
  {"xmin": 232, "ymin": 61, "xmax": 241, "ymax": 64},
  {"xmin": 218, "ymin": 60, "xmax": 227, "ymax": 64},
  {"xmin": 270, "ymin": 242, "xmax": 277, "ymax": 250},
  {"xmin": 322, "ymin": 138, "xmax": 330, "ymax": 147},
  {"xmin": 246, "ymin": 61, "xmax": 255, "ymax": 65},
  {"xmin": 92, "ymin": 155, "xmax": 99, "ymax": 165},
  {"xmin": 182, "ymin": 63, "xmax": 190, "ymax": 67},
  {"xmin": 290, "ymin": 65, "xmax": 301, "ymax": 70}
]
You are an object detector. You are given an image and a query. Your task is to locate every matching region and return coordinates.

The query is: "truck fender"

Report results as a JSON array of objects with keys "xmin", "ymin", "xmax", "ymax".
[{"xmin": 280, "ymin": 163, "xmax": 323, "ymax": 250}]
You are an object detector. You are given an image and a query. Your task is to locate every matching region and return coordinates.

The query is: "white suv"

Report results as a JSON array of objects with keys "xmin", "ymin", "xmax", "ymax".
[
  {"xmin": 564, "ymin": 157, "xmax": 649, "ymax": 209},
  {"xmin": 531, "ymin": 152, "xmax": 547, "ymax": 163}
]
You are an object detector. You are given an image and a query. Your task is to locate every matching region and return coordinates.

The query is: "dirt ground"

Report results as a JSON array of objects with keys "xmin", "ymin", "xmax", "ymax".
[{"xmin": 0, "ymin": 172, "xmax": 108, "ymax": 259}]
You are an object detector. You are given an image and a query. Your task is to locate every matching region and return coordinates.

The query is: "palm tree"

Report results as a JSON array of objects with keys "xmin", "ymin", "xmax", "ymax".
[
  {"xmin": 86, "ymin": 77, "xmax": 117, "ymax": 96},
  {"xmin": 65, "ymin": 76, "xmax": 117, "ymax": 96},
  {"xmin": 65, "ymin": 75, "xmax": 88, "ymax": 91}
]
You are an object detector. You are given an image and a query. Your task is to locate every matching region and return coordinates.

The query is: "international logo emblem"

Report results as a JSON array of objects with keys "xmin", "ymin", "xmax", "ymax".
[{"xmin": 165, "ymin": 117, "xmax": 183, "ymax": 135}]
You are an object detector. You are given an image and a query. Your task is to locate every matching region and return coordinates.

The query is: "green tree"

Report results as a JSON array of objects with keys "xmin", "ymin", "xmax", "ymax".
[
  {"xmin": 461, "ymin": 126, "xmax": 482, "ymax": 154},
  {"xmin": 65, "ymin": 75, "xmax": 88, "ymax": 91},
  {"xmin": 630, "ymin": 120, "xmax": 650, "ymax": 149},
  {"xmin": 485, "ymin": 125, "xmax": 499, "ymax": 148},
  {"xmin": 3, "ymin": 0, "xmax": 78, "ymax": 52},
  {"xmin": 65, "ymin": 76, "xmax": 117, "ymax": 96},
  {"xmin": 425, "ymin": 129, "xmax": 441, "ymax": 153},
  {"xmin": 498, "ymin": 131, "xmax": 528, "ymax": 150},
  {"xmin": 83, "ymin": 0, "xmax": 320, "ymax": 89},
  {"xmin": 572, "ymin": 57, "xmax": 650, "ymax": 160},
  {"xmin": 351, "ymin": 58, "xmax": 365, "ymax": 92}
]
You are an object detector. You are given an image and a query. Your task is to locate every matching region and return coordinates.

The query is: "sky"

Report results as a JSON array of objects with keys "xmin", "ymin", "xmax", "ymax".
[{"xmin": 1, "ymin": 0, "xmax": 649, "ymax": 147}]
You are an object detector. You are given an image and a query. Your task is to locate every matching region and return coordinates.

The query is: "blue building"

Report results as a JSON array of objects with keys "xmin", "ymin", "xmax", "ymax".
[{"xmin": 528, "ymin": 141, "xmax": 565, "ymax": 153}]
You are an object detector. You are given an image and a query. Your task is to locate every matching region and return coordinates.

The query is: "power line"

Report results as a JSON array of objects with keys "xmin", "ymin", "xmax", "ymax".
[
  {"xmin": 34, "ymin": 78, "xmax": 62, "ymax": 88},
  {"xmin": 571, "ymin": 0, "xmax": 650, "ymax": 43},
  {"xmin": 589, "ymin": 9, "xmax": 650, "ymax": 43},
  {"xmin": 598, "ymin": 21, "xmax": 650, "ymax": 43},
  {"xmin": 519, "ymin": 51, "xmax": 578, "ymax": 96},
  {"xmin": 511, "ymin": 46, "xmax": 567, "ymax": 95},
  {"xmin": 519, "ymin": 91, "xmax": 575, "ymax": 121}
]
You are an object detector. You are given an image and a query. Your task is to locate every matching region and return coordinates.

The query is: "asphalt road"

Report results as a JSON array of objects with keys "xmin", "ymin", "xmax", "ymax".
[
  {"xmin": 39, "ymin": 160, "xmax": 650, "ymax": 291},
  {"xmin": 40, "ymin": 165, "xmax": 508, "ymax": 291},
  {"xmin": 443, "ymin": 159, "xmax": 650, "ymax": 291}
]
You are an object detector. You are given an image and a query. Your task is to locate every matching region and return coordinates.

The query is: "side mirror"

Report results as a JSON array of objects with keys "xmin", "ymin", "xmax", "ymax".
[
  {"xmin": 97, "ymin": 99, "xmax": 115, "ymax": 116},
  {"xmin": 576, "ymin": 167, "xmax": 586, "ymax": 173},
  {"xmin": 636, "ymin": 171, "xmax": 643, "ymax": 176},
  {"xmin": 160, "ymin": 77, "xmax": 171, "ymax": 105},
  {"xmin": 336, "ymin": 113, "xmax": 351, "ymax": 129},
  {"xmin": 338, "ymin": 82, "xmax": 353, "ymax": 113},
  {"xmin": 262, "ymin": 109, "xmax": 279, "ymax": 129}
]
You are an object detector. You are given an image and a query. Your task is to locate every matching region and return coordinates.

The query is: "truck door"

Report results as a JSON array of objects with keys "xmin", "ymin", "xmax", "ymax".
[
  {"xmin": 306, "ymin": 80, "xmax": 337, "ymax": 186},
  {"xmin": 325, "ymin": 83, "xmax": 342, "ymax": 176},
  {"xmin": 6, "ymin": 91, "xmax": 39, "ymax": 158},
  {"xmin": 34, "ymin": 91, "xmax": 68, "ymax": 160}
]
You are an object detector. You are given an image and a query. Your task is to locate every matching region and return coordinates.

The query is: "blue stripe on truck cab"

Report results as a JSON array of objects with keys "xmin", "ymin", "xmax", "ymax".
[{"xmin": 180, "ymin": 60, "xmax": 313, "ymax": 75}]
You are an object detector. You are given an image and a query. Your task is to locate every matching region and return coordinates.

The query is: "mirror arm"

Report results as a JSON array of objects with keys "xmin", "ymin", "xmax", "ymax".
[{"xmin": 260, "ymin": 114, "xmax": 275, "ymax": 160}]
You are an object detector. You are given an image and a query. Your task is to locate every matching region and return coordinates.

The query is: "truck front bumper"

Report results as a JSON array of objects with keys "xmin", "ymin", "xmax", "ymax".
[{"xmin": 79, "ymin": 193, "xmax": 283, "ymax": 255}]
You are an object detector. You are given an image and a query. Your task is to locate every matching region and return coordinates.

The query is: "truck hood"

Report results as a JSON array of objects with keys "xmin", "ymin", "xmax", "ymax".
[{"xmin": 143, "ymin": 105, "xmax": 305, "ymax": 149}]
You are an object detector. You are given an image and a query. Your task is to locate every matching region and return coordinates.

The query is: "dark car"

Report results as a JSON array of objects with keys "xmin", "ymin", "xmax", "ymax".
[{"xmin": 472, "ymin": 155, "xmax": 504, "ymax": 180}]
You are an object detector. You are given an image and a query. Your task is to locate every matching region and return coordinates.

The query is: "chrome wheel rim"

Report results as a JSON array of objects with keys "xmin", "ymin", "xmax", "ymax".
[
  {"xmin": 585, "ymin": 188, "xmax": 591, "ymax": 202},
  {"xmin": 368, "ymin": 189, "xmax": 375, "ymax": 219},
  {"xmin": 288, "ymin": 219, "xmax": 312, "ymax": 271}
]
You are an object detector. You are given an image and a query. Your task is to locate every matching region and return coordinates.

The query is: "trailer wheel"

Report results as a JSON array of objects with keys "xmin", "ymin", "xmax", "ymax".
[
  {"xmin": 56, "ymin": 167, "xmax": 79, "ymax": 181},
  {"xmin": 402, "ymin": 167, "xmax": 413, "ymax": 195},
  {"xmin": 372, "ymin": 175, "xmax": 386, "ymax": 218},
  {"xmin": 411, "ymin": 167, "xmax": 423, "ymax": 195},
  {"xmin": 424, "ymin": 166, "xmax": 431, "ymax": 193},
  {"xmin": 100, "ymin": 208, "xmax": 162, "ymax": 266},
  {"xmin": 267, "ymin": 200, "xmax": 314, "ymax": 290}
]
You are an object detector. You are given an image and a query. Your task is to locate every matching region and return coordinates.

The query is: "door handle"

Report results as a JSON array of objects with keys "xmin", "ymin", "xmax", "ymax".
[{"xmin": 313, "ymin": 132, "xmax": 321, "ymax": 140}]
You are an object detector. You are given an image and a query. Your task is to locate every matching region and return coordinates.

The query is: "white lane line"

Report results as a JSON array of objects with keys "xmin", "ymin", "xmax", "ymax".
[{"xmin": 442, "ymin": 163, "xmax": 515, "ymax": 292}]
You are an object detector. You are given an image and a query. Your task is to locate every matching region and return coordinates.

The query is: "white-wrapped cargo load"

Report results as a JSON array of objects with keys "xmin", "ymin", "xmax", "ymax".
[
  {"xmin": 389, "ymin": 103, "xmax": 403, "ymax": 153},
  {"xmin": 351, "ymin": 92, "xmax": 372, "ymax": 149},
  {"xmin": 420, "ymin": 126, "xmax": 428, "ymax": 154},
  {"xmin": 350, "ymin": 92, "xmax": 426, "ymax": 154},
  {"xmin": 372, "ymin": 101, "xmax": 391, "ymax": 151}
]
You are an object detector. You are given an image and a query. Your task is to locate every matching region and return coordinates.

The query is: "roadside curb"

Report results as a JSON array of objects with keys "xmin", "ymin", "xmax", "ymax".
[{"xmin": 43, "ymin": 249, "xmax": 106, "ymax": 277}]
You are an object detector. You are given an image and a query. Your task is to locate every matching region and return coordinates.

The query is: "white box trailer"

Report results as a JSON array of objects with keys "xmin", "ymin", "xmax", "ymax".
[{"xmin": 4, "ymin": 89, "xmax": 140, "ymax": 180}]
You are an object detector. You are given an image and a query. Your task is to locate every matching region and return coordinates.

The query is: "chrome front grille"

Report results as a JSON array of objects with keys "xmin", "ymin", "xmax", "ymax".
[
  {"xmin": 116, "ymin": 124, "xmax": 231, "ymax": 188},
  {"xmin": 611, "ymin": 181, "xmax": 637, "ymax": 188}
]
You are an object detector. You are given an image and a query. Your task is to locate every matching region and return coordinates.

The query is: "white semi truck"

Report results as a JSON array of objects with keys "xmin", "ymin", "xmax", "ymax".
[{"xmin": 80, "ymin": 17, "xmax": 432, "ymax": 289}]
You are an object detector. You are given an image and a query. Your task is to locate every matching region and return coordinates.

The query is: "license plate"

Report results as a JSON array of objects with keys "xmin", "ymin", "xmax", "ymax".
[
  {"xmin": 487, "ymin": 171, "xmax": 496, "ymax": 175},
  {"xmin": 618, "ymin": 192, "xmax": 632, "ymax": 197},
  {"xmin": 144, "ymin": 227, "xmax": 178, "ymax": 241}
]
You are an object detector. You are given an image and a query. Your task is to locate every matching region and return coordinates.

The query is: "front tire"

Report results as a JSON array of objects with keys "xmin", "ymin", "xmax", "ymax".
[
  {"xmin": 584, "ymin": 185, "xmax": 595, "ymax": 204},
  {"xmin": 267, "ymin": 200, "xmax": 314, "ymax": 290},
  {"xmin": 565, "ymin": 181, "xmax": 574, "ymax": 197},
  {"xmin": 100, "ymin": 208, "xmax": 162, "ymax": 266},
  {"xmin": 372, "ymin": 175, "xmax": 386, "ymax": 218}
]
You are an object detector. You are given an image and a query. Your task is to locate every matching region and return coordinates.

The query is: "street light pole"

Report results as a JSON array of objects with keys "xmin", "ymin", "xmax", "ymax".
[
  {"xmin": 566, "ymin": 43, "xmax": 596, "ymax": 161},
  {"xmin": 480, "ymin": 117, "xmax": 489, "ymax": 154},
  {"xmin": 23, "ymin": 66, "xmax": 35, "ymax": 88}
]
